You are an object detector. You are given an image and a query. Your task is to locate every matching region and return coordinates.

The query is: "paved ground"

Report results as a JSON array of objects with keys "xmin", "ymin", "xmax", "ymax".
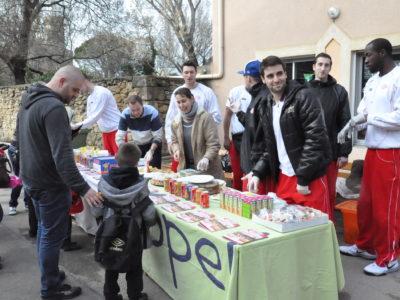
[{"xmin": 1, "ymin": 187, "xmax": 400, "ymax": 300}]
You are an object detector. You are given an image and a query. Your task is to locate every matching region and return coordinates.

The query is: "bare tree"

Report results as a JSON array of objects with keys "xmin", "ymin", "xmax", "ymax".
[
  {"xmin": 0, "ymin": 0, "xmax": 123, "ymax": 84},
  {"xmin": 127, "ymin": 0, "xmax": 212, "ymax": 74},
  {"xmin": 75, "ymin": 32, "xmax": 155, "ymax": 77}
]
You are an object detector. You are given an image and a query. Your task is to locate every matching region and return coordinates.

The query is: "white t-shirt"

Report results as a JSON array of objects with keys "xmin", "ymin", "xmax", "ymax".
[
  {"xmin": 272, "ymin": 100, "xmax": 295, "ymax": 176},
  {"xmin": 357, "ymin": 66, "xmax": 400, "ymax": 148},
  {"xmin": 79, "ymin": 86, "xmax": 120, "ymax": 133},
  {"xmin": 165, "ymin": 83, "xmax": 221, "ymax": 143},
  {"xmin": 225, "ymin": 85, "xmax": 251, "ymax": 135}
]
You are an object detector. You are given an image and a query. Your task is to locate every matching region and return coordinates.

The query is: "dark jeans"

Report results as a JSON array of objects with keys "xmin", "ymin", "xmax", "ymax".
[
  {"xmin": 25, "ymin": 186, "xmax": 71, "ymax": 297},
  {"xmin": 63, "ymin": 215, "xmax": 73, "ymax": 244},
  {"xmin": 104, "ymin": 252, "xmax": 143, "ymax": 299},
  {"xmin": 138, "ymin": 143, "xmax": 162, "ymax": 169}
]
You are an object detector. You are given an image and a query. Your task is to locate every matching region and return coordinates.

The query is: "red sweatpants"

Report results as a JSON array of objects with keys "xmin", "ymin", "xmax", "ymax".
[
  {"xmin": 242, "ymin": 177, "xmax": 276, "ymax": 195},
  {"xmin": 171, "ymin": 157, "xmax": 179, "ymax": 173},
  {"xmin": 276, "ymin": 172, "xmax": 332, "ymax": 220},
  {"xmin": 229, "ymin": 141, "xmax": 243, "ymax": 191},
  {"xmin": 102, "ymin": 130, "xmax": 119, "ymax": 156},
  {"xmin": 325, "ymin": 161, "xmax": 338, "ymax": 222},
  {"xmin": 356, "ymin": 149, "xmax": 400, "ymax": 266}
]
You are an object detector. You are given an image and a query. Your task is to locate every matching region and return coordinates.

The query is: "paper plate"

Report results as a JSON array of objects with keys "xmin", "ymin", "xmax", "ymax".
[{"xmin": 187, "ymin": 175, "xmax": 214, "ymax": 184}]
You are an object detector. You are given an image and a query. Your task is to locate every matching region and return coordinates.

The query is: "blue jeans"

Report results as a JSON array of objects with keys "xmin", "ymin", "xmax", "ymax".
[{"xmin": 25, "ymin": 186, "xmax": 71, "ymax": 297}]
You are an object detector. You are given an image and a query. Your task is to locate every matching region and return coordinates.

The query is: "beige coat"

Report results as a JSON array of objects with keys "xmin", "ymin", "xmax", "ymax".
[{"xmin": 171, "ymin": 107, "xmax": 224, "ymax": 179}]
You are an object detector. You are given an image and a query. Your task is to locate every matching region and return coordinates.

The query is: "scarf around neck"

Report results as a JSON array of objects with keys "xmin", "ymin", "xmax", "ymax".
[{"xmin": 181, "ymin": 101, "xmax": 198, "ymax": 120}]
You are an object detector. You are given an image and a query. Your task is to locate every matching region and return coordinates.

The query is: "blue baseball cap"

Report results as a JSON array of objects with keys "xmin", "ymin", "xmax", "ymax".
[{"xmin": 237, "ymin": 60, "xmax": 261, "ymax": 77}]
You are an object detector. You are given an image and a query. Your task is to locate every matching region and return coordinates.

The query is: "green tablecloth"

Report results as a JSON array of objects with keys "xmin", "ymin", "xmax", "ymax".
[{"xmin": 143, "ymin": 185, "xmax": 345, "ymax": 300}]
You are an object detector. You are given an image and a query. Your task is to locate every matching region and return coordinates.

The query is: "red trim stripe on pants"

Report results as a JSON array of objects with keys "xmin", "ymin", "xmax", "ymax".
[
  {"xmin": 356, "ymin": 149, "xmax": 400, "ymax": 266},
  {"xmin": 276, "ymin": 172, "xmax": 332, "ymax": 220}
]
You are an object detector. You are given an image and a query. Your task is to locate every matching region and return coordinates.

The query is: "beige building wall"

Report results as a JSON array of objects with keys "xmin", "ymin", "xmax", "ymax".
[{"xmin": 209, "ymin": 0, "xmax": 400, "ymax": 158}]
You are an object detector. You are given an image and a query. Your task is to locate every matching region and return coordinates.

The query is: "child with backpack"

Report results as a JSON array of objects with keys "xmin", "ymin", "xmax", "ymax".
[{"xmin": 92, "ymin": 142, "xmax": 156, "ymax": 300}]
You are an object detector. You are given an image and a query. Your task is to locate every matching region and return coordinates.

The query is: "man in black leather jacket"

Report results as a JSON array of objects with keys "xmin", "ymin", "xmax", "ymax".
[
  {"xmin": 249, "ymin": 56, "xmax": 332, "ymax": 218},
  {"xmin": 307, "ymin": 53, "xmax": 352, "ymax": 220}
]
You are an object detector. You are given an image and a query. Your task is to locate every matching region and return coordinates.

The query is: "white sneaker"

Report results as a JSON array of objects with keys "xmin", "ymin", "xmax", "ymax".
[
  {"xmin": 8, "ymin": 207, "xmax": 17, "ymax": 215},
  {"xmin": 364, "ymin": 260, "xmax": 400, "ymax": 276},
  {"xmin": 339, "ymin": 244, "xmax": 377, "ymax": 260}
]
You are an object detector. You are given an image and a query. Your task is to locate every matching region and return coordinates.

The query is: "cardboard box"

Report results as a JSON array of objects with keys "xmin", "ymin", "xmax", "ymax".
[
  {"xmin": 92, "ymin": 156, "xmax": 118, "ymax": 174},
  {"xmin": 252, "ymin": 213, "xmax": 329, "ymax": 233}
]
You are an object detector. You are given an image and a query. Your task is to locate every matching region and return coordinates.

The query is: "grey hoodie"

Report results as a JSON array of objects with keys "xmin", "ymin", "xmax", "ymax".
[{"xmin": 18, "ymin": 83, "xmax": 90, "ymax": 195}]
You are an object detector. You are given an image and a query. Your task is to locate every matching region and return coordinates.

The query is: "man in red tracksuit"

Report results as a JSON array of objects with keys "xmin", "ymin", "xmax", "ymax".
[
  {"xmin": 248, "ymin": 56, "xmax": 332, "ymax": 218},
  {"xmin": 307, "ymin": 53, "xmax": 352, "ymax": 220},
  {"xmin": 338, "ymin": 38, "xmax": 400, "ymax": 276},
  {"xmin": 223, "ymin": 61, "xmax": 258, "ymax": 190}
]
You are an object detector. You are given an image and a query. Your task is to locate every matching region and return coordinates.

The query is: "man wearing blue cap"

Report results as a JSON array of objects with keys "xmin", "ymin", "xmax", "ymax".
[
  {"xmin": 227, "ymin": 60, "xmax": 272, "ymax": 193},
  {"xmin": 223, "ymin": 62, "xmax": 253, "ymax": 190}
]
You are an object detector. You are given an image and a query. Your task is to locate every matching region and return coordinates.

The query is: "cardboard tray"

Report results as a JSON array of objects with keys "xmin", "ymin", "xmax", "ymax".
[{"xmin": 252, "ymin": 213, "xmax": 329, "ymax": 233}]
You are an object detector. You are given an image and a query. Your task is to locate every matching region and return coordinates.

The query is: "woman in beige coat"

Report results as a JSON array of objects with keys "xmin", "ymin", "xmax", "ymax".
[{"xmin": 171, "ymin": 88, "xmax": 224, "ymax": 179}]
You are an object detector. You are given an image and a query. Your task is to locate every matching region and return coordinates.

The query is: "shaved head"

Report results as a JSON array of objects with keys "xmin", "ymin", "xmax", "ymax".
[
  {"xmin": 51, "ymin": 65, "xmax": 85, "ymax": 85},
  {"xmin": 47, "ymin": 65, "xmax": 85, "ymax": 104}
]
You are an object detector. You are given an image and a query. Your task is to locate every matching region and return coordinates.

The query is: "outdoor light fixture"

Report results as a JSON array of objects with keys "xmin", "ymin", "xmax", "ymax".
[{"xmin": 327, "ymin": 6, "xmax": 341, "ymax": 20}]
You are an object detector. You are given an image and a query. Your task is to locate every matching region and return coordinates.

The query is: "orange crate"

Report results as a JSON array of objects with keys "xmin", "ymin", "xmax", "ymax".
[{"xmin": 335, "ymin": 200, "xmax": 359, "ymax": 244}]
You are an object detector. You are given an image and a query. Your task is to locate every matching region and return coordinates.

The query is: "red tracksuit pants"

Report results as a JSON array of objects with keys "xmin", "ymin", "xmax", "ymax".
[
  {"xmin": 355, "ymin": 149, "xmax": 400, "ymax": 266},
  {"xmin": 242, "ymin": 177, "xmax": 276, "ymax": 195},
  {"xmin": 102, "ymin": 130, "xmax": 119, "ymax": 155},
  {"xmin": 326, "ymin": 161, "xmax": 338, "ymax": 222},
  {"xmin": 229, "ymin": 140, "xmax": 243, "ymax": 191},
  {"xmin": 276, "ymin": 172, "xmax": 332, "ymax": 220}
]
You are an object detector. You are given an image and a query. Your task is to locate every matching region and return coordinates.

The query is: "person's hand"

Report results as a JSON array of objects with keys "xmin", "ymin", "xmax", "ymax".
[
  {"xmin": 337, "ymin": 121, "xmax": 353, "ymax": 144},
  {"xmin": 297, "ymin": 184, "xmax": 311, "ymax": 195},
  {"xmin": 167, "ymin": 143, "xmax": 174, "ymax": 156},
  {"xmin": 82, "ymin": 188, "xmax": 103, "ymax": 207},
  {"xmin": 337, "ymin": 157, "xmax": 348, "ymax": 168},
  {"xmin": 223, "ymin": 137, "xmax": 231, "ymax": 151},
  {"xmin": 247, "ymin": 174, "xmax": 260, "ymax": 193},
  {"xmin": 229, "ymin": 101, "xmax": 241, "ymax": 114},
  {"xmin": 197, "ymin": 157, "xmax": 209, "ymax": 171},
  {"xmin": 70, "ymin": 122, "xmax": 81, "ymax": 130},
  {"xmin": 144, "ymin": 150, "xmax": 154, "ymax": 163},
  {"xmin": 349, "ymin": 113, "xmax": 367, "ymax": 127},
  {"xmin": 173, "ymin": 150, "xmax": 180, "ymax": 161}
]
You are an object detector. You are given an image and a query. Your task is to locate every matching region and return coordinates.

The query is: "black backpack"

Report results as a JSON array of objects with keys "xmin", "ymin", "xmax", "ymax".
[{"xmin": 94, "ymin": 197, "xmax": 152, "ymax": 273}]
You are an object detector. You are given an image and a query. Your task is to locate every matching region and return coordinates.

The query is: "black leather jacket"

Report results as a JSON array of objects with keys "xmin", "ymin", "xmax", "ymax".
[
  {"xmin": 252, "ymin": 80, "xmax": 332, "ymax": 186},
  {"xmin": 236, "ymin": 82, "xmax": 269, "ymax": 174},
  {"xmin": 307, "ymin": 75, "xmax": 352, "ymax": 160}
]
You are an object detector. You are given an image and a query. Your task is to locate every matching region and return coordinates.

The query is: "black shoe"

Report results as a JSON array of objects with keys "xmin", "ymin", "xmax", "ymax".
[
  {"xmin": 41, "ymin": 284, "xmax": 82, "ymax": 299},
  {"xmin": 62, "ymin": 242, "xmax": 82, "ymax": 252},
  {"xmin": 129, "ymin": 293, "xmax": 148, "ymax": 300},
  {"xmin": 59, "ymin": 270, "xmax": 66, "ymax": 283}
]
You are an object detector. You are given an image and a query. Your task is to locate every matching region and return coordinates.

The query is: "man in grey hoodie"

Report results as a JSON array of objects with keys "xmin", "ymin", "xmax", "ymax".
[{"xmin": 18, "ymin": 65, "xmax": 103, "ymax": 300}]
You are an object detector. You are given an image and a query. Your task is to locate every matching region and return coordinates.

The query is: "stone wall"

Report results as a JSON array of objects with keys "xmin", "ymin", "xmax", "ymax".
[{"xmin": 0, "ymin": 76, "xmax": 185, "ymax": 155}]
